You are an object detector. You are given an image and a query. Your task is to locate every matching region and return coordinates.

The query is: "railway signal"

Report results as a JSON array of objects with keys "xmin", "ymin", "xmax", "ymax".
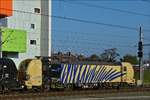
[
  {"xmin": 137, "ymin": 26, "xmax": 143, "ymax": 86},
  {"xmin": 138, "ymin": 41, "xmax": 143, "ymax": 58}
]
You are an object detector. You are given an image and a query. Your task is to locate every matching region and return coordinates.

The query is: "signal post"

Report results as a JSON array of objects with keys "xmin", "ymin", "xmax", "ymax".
[{"xmin": 137, "ymin": 26, "xmax": 143, "ymax": 86}]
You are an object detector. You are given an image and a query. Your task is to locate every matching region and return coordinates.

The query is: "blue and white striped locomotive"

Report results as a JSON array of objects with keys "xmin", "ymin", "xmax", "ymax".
[{"xmin": 57, "ymin": 62, "xmax": 135, "ymax": 87}]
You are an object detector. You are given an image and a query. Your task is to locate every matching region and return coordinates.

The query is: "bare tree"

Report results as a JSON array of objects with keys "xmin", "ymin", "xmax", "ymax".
[{"xmin": 100, "ymin": 48, "xmax": 119, "ymax": 62}]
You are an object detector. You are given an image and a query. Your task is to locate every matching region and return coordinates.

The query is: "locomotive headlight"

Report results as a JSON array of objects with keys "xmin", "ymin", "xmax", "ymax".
[
  {"xmin": 21, "ymin": 85, "xmax": 24, "ymax": 88},
  {"xmin": 3, "ymin": 65, "xmax": 7, "ymax": 68},
  {"xmin": 26, "ymin": 74, "xmax": 30, "ymax": 80}
]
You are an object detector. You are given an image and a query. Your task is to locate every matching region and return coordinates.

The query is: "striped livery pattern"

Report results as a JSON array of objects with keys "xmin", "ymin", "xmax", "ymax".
[{"xmin": 60, "ymin": 64, "xmax": 126, "ymax": 84}]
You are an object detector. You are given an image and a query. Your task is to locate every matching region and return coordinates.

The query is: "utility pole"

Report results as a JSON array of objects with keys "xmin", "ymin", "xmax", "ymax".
[{"xmin": 138, "ymin": 26, "xmax": 143, "ymax": 86}]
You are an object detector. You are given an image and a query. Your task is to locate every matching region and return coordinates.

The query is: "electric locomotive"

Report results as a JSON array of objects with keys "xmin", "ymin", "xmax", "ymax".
[{"xmin": 17, "ymin": 58, "xmax": 135, "ymax": 90}]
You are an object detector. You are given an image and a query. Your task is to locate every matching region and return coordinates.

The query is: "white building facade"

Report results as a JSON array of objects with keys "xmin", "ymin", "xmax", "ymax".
[{"xmin": 0, "ymin": 0, "xmax": 51, "ymax": 67}]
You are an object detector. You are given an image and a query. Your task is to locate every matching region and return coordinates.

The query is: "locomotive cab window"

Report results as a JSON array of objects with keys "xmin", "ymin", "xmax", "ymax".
[
  {"xmin": 124, "ymin": 67, "xmax": 127, "ymax": 71},
  {"xmin": 50, "ymin": 64, "xmax": 62, "ymax": 78}
]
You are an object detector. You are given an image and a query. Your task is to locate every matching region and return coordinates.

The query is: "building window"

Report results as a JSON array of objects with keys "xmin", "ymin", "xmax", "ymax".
[
  {"xmin": 30, "ymin": 40, "xmax": 36, "ymax": 45},
  {"xmin": 34, "ymin": 8, "xmax": 40, "ymax": 13},
  {"xmin": 31, "ymin": 24, "xmax": 35, "ymax": 29}
]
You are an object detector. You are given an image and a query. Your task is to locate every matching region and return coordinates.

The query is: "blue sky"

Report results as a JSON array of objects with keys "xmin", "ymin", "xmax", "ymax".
[{"xmin": 52, "ymin": 0, "xmax": 150, "ymax": 58}]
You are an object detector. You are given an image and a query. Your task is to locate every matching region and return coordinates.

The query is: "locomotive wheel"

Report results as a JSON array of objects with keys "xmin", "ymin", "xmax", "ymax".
[
  {"xmin": 1, "ymin": 85, "xmax": 9, "ymax": 94},
  {"xmin": 32, "ymin": 86, "xmax": 42, "ymax": 92},
  {"xmin": 43, "ymin": 85, "xmax": 50, "ymax": 92},
  {"xmin": 0, "ymin": 85, "xmax": 5, "ymax": 94}
]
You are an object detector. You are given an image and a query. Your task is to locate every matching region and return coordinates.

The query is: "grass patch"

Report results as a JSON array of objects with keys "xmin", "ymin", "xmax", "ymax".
[{"xmin": 135, "ymin": 69, "xmax": 150, "ymax": 84}]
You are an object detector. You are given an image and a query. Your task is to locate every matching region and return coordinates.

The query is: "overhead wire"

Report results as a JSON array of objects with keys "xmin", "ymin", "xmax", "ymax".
[
  {"xmin": 56, "ymin": 0, "xmax": 150, "ymax": 18},
  {"xmin": 1, "ymin": 8, "xmax": 150, "ymax": 33},
  {"xmin": 52, "ymin": 30, "xmax": 137, "ymax": 46},
  {"xmin": 9, "ymin": 9, "xmax": 148, "ymax": 48},
  {"xmin": 53, "ymin": 0, "xmax": 148, "ymax": 1},
  {"xmin": 0, "ymin": 6, "xmax": 148, "ymax": 55},
  {"xmin": 53, "ymin": 15, "xmax": 150, "ymax": 32},
  {"xmin": 0, "ymin": 8, "xmax": 140, "ymax": 48},
  {"xmin": 53, "ymin": 30, "xmax": 136, "ymax": 47},
  {"xmin": 52, "ymin": 29, "xmax": 133, "ymax": 39},
  {"xmin": 53, "ymin": 1, "xmax": 150, "ymax": 54},
  {"xmin": 144, "ymin": 38, "xmax": 150, "ymax": 42}
]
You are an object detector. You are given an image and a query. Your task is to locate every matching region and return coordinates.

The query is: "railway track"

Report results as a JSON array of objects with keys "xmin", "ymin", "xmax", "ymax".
[{"xmin": 0, "ymin": 86, "xmax": 150, "ymax": 99}]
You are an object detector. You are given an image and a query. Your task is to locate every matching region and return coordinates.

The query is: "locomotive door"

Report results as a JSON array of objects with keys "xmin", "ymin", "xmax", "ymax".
[{"xmin": 122, "ymin": 66, "xmax": 127, "ymax": 83}]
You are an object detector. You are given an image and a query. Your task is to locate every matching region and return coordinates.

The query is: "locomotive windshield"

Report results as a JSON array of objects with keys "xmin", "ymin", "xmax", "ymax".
[
  {"xmin": 18, "ymin": 59, "xmax": 31, "ymax": 81},
  {"xmin": 49, "ymin": 64, "xmax": 62, "ymax": 78}
]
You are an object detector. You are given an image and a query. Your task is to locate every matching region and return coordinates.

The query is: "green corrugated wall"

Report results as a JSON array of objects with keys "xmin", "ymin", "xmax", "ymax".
[{"xmin": 1, "ymin": 27, "xmax": 27, "ymax": 53}]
